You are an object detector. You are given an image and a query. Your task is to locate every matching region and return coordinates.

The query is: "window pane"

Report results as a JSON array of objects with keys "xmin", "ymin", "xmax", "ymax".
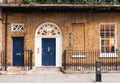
[
  {"xmin": 105, "ymin": 40, "xmax": 110, "ymax": 46},
  {"xmin": 100, "ymin": 25, "xmax": 104, "ymax": 31},
  {"xmin": 111, "ymin": 46, "xmax": 115, "ymax": 53},
  {"xmin": 101, "ymin": 46, "xmax": 114, "ymax": 53},
  {"xmin": 111, "ymin": 32, "xmax": 114, "ymax": 37},
  {"xmin": 101, "ymin": 40, "xmax": 115, "ymax": 53},
  {"xmin": 101, "ymin": 46, "xmax": 106, "ymax": 53},
  {"xmin": 111, "ymin": 25, "xmax": 115, "ymax": 31},
  {"xmin": 106, "ymin": 46, "xmax": 110, "ymax": 53},
  {"xmin": 105, "ymin": 34, "xmax": 110, "ymax": 38},
  {"xmin": 100, "ymin": 32, "xmax": 104, "ymax": 38},
  {"xmin": 100, "ymin": 23, "xmax": 116, "ymax": 53},
  {"xmin": 101, "ymin": 40, "xmax": 105, "ymax": 45},
  {"xmin": 109, "ymin": 39, "xmax": 115, "ymax": 46},
  {"xmin": 105, "ymin": 25, "xmax": 109, "ymax": 31}
]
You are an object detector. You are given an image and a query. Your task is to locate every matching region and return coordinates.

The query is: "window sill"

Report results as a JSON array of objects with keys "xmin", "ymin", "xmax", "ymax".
[{"xmin": 99, "ymin": 53, "xmax": 118, "ymax": 58}]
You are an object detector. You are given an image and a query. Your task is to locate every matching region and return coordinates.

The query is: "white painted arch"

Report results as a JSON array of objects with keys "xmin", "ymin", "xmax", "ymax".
[{"xmin": 35, "ymin": 22, "xmax": 62, "ymax": 67}]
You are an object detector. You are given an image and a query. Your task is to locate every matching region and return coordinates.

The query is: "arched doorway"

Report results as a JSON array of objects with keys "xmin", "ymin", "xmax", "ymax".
[{"xmin": 35, "ymin": 22, "xmax": 62, "ymax": 67}]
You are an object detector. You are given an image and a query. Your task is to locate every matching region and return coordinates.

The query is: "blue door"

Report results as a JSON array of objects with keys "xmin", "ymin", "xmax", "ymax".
[
  {"xmin": 42, "ymin": 38, "xmax": 56, "ymax": 66},
  {"xmin": 13, "ymin": 37, "xmax": 24, "ymax": 66}
]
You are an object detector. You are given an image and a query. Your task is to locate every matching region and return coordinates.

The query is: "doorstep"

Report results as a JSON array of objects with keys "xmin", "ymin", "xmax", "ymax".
[
  {"xmin": 30, "ymin": 66, "xmax": 63, "ymax": 74},
  {"xmin": 0, "ymin": 66, "xmax": 64, "ymax": 75}
]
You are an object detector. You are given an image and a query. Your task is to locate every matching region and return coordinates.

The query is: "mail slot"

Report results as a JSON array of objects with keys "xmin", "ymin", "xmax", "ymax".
[{"xmin": 16, "ymin": 53, "xmax": 21, "ymax": 56}]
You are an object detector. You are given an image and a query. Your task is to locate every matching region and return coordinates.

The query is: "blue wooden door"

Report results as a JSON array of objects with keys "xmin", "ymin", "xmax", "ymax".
[
  {"xmin": 13, "ymin": 37, "xmax": 24, "ymax": 66},
  {"xmin": 42, "ymin": 38, "xmax": 56, "ymax": 66}
]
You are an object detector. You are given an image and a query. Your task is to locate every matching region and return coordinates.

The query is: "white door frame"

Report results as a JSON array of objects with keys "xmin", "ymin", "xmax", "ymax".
[{"xmin": 35, "ymin": 22, "xmax": 62, "ymax": 67}]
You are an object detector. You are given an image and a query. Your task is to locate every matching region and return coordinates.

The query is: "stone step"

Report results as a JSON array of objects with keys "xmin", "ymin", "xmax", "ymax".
[
  {"xmin": 31, "ymin": 67, "xmax": 63, "ymax": 74},
  {"xmin": 7, "ymin": 67, "xmax": 25, "ymax": 72},
  {"xmin": 5, "ymin": 67, "xmax": 26, "ymax": 74},
  {"xmin": 0, "ymin": 66, "xmax": 63, "ymax": 75}
]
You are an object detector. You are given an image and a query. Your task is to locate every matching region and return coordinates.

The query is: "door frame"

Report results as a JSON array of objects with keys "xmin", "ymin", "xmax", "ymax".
[
  {"xmin": 35, "ymin": 22, "xmax": 62, "ymax": 67},
  {"xmin": 12, "ymin": 37, "xmax": 24, "ymax": 66},
  {"xmin": 35, "ymin": 36, "xmax": 62, "ymax": 67}
]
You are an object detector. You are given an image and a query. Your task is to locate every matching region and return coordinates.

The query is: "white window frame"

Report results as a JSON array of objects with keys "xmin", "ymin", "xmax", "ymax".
[{"xmin": 99, "ymin": 23, "xmax": 118, "ymax": 58}]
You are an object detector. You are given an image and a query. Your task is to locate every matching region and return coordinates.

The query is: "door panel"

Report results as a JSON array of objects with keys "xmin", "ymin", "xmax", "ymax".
[
  {"xmin": 13, "ymin": 37, "xmax": 24, "ymax": 66},
  {"xmin": 42, "ymin": 38, "xmax": 56, "ymax": 66}
]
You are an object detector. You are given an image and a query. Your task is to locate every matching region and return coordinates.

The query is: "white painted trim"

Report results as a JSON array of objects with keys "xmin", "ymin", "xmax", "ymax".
[
  {"xmin": 72, "ymin": 55, "xmax": 86, "ymax": 58},
  {"xmin": 35, "ymin": 36, "xmax": 41, "ymax": 67},
  {"xmin": 35, "ymin": 22, "xmax": 62, "ymax": 67},
  {"xmin": 56, "ymin": 36, "xmax": 62, "ymax": 67},
  {"xmin": 100, "ymin": 53, "xmax": 118, "ymax": 58},
  {"xmin": 99, "ymin": 23, "xmax": 117, "ymax": 57},
  {"xmin": 99, "ymin": 22, "xmax": 117, "ymax": 25},
  {"xmin": 12, "ymin": 37, "xmax": 13, "ymax": 66}
]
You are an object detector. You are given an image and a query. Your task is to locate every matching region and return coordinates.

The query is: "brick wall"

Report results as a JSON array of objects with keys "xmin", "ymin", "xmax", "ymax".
[{"xmin": 2, "ymin": 11, "xmax": 120, "ymax": 65}]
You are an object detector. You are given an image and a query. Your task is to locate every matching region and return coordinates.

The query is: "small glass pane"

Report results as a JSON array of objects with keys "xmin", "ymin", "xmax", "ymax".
[
  {"xmin": 100, "ymin": 25, "xmax": 104, "ymax": 32},
  {"xmin": 100, "ymin": 33, "xmax": 104, "ymax": 38},
  {"xmin": 105, "ymin": 33, "xmax": 110, "ymax": 38},
  {"xmin": 111, "ymin": 46, "xmax": 115, "ymax": 53},
  {"xmin": 101, "ymin": 40, "xmax": 105, "ymax": 45},
  {"xmin": 106, "ymin": 46, "xmax": 110, "ymax": 53},
  {"xmin": 101, "ymin": 46, "xmax": 106, "ymax": 53},
  {"xmin": 111, "ymin": 25, "xmax": 115, "ymax": 31},
  {"xmin": 109, "ymin": 39, "xmax": 115, "ymax": 46},
  {"xmin": 105, "ymin": 40, "xmax": 109, "ymax": 46},
  {"xmin": 111, "ymin": 32, "xmax": 114, "ymax": 37},
  {"xmin": 105, "ymin": 25, "xmax": 109, "ymax": 31}
]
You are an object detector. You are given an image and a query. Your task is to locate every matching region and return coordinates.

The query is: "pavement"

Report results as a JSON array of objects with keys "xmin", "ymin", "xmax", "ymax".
[{"xmin": 0, "ymin": 72, "xmax": 120, "ymax": 83}]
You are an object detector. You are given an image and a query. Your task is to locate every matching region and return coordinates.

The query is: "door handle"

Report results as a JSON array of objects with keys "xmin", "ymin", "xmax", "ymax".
[{"xmin": 48, "ymin": 47, "xmax": 50, "ymax": 52}]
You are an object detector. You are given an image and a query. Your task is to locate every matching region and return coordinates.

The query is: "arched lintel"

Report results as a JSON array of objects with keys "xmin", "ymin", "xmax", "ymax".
[{"xmin": 35, "ymin": 22, "xmax": 62, "ymax": 36}]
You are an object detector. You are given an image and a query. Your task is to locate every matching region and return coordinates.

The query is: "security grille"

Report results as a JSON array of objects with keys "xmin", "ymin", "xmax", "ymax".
[{"xmin": 11, "ymin": 23, "xmax": 24, "ymax": 32}]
